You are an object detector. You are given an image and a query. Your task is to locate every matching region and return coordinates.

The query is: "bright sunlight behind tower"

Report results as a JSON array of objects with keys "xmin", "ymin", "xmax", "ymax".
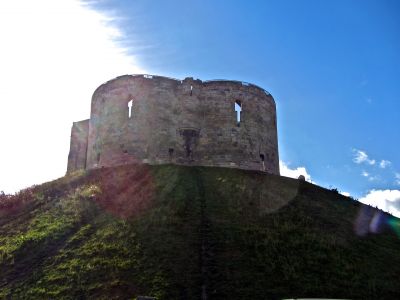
[{"xmin": 0, "ymin": 0, "xmax": 144, "ymax": 193}]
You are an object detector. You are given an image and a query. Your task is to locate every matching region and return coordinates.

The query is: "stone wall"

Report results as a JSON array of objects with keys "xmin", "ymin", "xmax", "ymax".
[
  {"xmin": 67, "ymin": 75, "xmax": 279, "ymax": 175},
  {"xmin": 67, "ymin": 119, "xmax": 89, "ymax": 173}
]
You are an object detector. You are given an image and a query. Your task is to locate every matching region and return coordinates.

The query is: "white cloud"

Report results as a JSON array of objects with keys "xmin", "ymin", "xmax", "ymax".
[
  {"xmin": 353, "ymin": 149, "xmax": 375, "ymax": 165},
  {"xmin": 395, "ymin": 173, "xmax": 400, "ymax": 185},
  {"xmin": 340, "ymin": 191, "xmax": 351, "ymax": 197},
  {"xmin": 368, "ymin": 176, "xmax": 379, "ymax": 182},
  {"xmin": 379, "ymin": 160, "xmax": 391, "ymax": 169},
  {"xmin": 353, "ymin": 150, "xmax": 368, "ymax": 163},
  {"xmin": 0, "ymin": 0, "xmax": 144, "ymax": 193},
  {"xmin": 279, "ymin": 161, "xmax": 312, "ymax": 182},
  {"xmin": 361, "ymin": 171, "xmax": 380, "ymax": 182},
  {"xmin": 362, "ymin": 171, "xmax": 369, "ymax": 177},
  {"xmin": 359, "ymin": 189, "xmax": 400, "ymax": 218}
]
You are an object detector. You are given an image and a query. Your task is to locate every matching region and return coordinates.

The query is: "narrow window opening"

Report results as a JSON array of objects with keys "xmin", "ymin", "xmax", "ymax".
[
  {"xmin": 97, "ymin": 153, "xmax": 101, "ymax": 163},
  {"xmin": 168, "ymin": 148, "xmax": 174, "ymax": 156},
  {"xmin": 235, "ymin": 101, "xmax": 242, "ymax": 126},
  {"xmin": 128, "ymin": 99, "xmax": 133, "ymax": 118},
  {"xmin": 260, "ymin": 154, "xmax": 265, "ymax": 171},
  {"xmin": 123, "ymin": 150, "xmax": 128, "ymax": 154},
  {"xmin": 190, "ymin": 85, "xmax": 193, "ymax": 96}
]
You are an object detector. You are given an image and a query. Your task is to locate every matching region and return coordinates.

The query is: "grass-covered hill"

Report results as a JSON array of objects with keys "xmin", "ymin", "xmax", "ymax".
[{"xmin": 1, "ymin": 164, "xmax": 399, "ymax": 299}]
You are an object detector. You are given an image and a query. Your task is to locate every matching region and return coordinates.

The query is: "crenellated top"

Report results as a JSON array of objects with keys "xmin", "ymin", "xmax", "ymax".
[{"xmin": 92, "ymin": 74, "xmax": 273, "ymax": 105}]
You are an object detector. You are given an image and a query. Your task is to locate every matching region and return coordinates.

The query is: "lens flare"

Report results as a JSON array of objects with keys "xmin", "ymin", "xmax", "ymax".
[
  {"xmin": 369, "ymin": 211, "xmax": 387, "ymax": 234},
  {"xmin": 354, "ymin": 206, "xmax": 374, "ymax": 236},
  {"xmin": 89, "ymin": 162, "xmax": 155, "ymax": 219},
  {"xmin": 355, "ymin": 205, "xmax": 400, "ymax": 237},
  {"xmin": 388, "ymin": 216, "xmax": 400, "ymax": 238}
]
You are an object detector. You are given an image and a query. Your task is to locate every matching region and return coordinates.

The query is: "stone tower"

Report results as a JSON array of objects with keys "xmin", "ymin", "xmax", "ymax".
[{"xmin": 67, "ymin": 74, "xmax": 279, "ymax": 174}]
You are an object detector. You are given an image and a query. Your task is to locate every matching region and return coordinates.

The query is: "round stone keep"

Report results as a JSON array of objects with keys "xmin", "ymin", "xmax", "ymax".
[{"xmin": 68, "ymin": 75, "xmax": 280, "ymax": 175}]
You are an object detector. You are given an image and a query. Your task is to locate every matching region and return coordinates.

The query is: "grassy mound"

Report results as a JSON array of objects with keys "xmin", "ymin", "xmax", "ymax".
[{"xmin": 1, "ymin": 164, "xmax": 399, "ymax": 299}]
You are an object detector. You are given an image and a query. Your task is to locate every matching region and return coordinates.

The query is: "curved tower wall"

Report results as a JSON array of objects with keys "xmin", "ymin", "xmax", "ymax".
[{"xmin": 69, "ymin": 75, "xmax": 279, "ymax": 174}]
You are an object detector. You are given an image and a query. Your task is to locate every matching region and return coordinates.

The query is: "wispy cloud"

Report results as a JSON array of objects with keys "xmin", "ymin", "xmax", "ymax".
[
  {"xmin": 352, "ymin": 149, "xmax": 396, "ymax": 184},
  {"xmin": 395, "ymin": 173, "xmax": 400, "ymax": 185},
  {"xmin": 379, "ymin": 160, "xmax": 391, "ymax": 169},
  {"xmin": 368, "ymin": 176, "xmax": 380, "ymax": 182},
  {"xmin": 279, "ymin": 161, "xmax": 312, "ymax": 182},
  {"xmin": 361, "ymin": 171, "xmax": 380, "ymax": 182},
  {"xmin": 353, "ymin": 149, "xmax": 375, "ymax": 165}
]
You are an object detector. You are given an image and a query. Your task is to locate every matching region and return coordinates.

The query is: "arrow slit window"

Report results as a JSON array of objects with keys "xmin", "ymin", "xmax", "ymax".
[
  {"xmin": 128, "ymin": 100, "xmax": 133, "ymax": 118},
  {"xmin": 234, "ymin": 101, "xmax": 242, "ymax": 126}
]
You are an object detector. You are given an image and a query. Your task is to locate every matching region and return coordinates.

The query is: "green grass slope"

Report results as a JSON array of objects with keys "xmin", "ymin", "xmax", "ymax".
[{"xmin": 0, "ymin": 164, "xmax": 399, "ymax": 299}]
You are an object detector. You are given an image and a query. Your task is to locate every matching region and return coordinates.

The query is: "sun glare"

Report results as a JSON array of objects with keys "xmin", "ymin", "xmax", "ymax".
[{"xmin": 0, "ymin": 0, "xmax": 145, "ymax": 193}]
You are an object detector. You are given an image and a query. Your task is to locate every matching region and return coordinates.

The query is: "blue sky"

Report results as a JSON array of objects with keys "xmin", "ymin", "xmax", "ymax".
[
  {"xmin": 91, "ymin": 0, "xmax": 400, "ymax": 201},
  {"xmin": 0, "ymin": 0, "xmax": 399, "ymax": 215}
]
